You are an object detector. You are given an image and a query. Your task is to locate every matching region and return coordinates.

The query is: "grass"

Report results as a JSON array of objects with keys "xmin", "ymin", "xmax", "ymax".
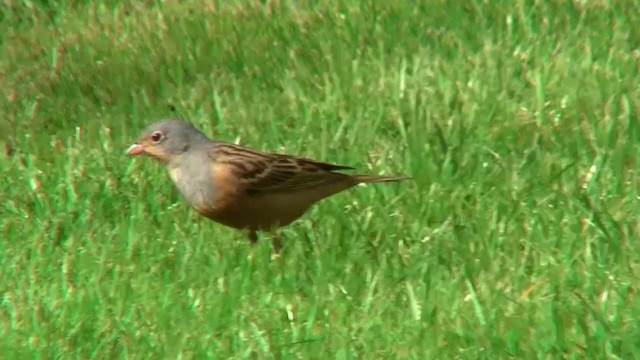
[{"xmin": 1, "ymin": 0, "xmax": 640, "ymax": 358}]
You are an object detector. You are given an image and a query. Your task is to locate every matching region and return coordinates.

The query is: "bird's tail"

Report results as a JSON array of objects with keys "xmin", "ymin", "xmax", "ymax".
[{"xmin": 352, "ymin": 174, "xmax": 412, "ymax": 183}]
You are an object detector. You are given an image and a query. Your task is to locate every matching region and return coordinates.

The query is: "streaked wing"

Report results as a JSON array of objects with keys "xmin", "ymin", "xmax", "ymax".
[{"xmin": 210, "ymin": 143, "xmax": 353, "ymax": 194}]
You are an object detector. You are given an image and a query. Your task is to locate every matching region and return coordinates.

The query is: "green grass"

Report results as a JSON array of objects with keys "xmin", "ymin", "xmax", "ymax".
[{"xmin": 1, "ymin": 0, "xmax": 640, "ymax": 358}]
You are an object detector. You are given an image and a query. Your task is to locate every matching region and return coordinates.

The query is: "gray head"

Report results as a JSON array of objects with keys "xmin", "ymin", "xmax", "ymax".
[{"xmin": 126, "ymin": 119, "xmax": 210, "ymax": 165}]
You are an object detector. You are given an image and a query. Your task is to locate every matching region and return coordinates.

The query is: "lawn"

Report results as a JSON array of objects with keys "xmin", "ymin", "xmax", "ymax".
[{"xmin": 1, "ymin": 0, "xmax": 640, "ymax": 358}]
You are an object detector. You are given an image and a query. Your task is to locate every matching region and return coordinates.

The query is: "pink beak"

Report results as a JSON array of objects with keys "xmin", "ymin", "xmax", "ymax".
[{"xmin": 126, "ymin": 144, "xmax": 144, "ymax": 156}]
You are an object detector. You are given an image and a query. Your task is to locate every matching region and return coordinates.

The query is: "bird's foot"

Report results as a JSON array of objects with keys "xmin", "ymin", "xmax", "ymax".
[{"xmin": 270, "ymin": 234, "xmax": 282, "ymax": 260}]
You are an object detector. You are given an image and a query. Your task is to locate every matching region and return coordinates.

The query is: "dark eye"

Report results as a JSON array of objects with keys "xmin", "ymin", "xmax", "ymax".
[{"xmin": 150, "ymin": 131, "xmax": 163, "ymax": 143}]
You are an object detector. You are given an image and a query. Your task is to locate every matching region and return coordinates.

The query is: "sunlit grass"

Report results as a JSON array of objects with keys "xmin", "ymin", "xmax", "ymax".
[{"xmin": 1, "ymin": 0, "xmax": 639, "ymax": 357}]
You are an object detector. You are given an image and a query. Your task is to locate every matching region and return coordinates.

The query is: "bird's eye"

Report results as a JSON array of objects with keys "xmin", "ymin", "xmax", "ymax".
[{"xmin": 150, "ymin": 131, "xmax": 163, "ymax": 143}]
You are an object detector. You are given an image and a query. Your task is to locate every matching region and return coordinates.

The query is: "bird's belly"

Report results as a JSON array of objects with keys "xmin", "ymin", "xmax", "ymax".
[{"xmin": 199, "ymin": 192, "xmax": 313, "ymax": 231}]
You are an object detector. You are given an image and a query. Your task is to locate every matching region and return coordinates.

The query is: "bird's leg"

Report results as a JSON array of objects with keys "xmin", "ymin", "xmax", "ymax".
[
  {"xmin": 271, "ymin": 233, "xmax": 282, "ymax": 259},
  {"xmin": 248, "ymin": 229, "xmax": 281, "ymax": 259},
  {"xmin": 248, "ymin": 229, "xmax": 258, "ymax": 245}
]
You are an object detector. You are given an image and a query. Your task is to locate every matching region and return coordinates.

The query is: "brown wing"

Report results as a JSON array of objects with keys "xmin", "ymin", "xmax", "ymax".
[{"xmin": 209, "ymin": 142, "xmax": 354, "ymax": 194}]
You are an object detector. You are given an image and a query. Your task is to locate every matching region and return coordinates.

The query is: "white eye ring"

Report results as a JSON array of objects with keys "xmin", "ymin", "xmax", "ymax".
[{"xmin": 150, "ymin": 131, "xmax": 163, "ymax": 143}]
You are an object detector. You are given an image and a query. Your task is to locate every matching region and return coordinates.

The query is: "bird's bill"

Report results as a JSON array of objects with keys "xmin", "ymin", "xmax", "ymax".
[{"xmin": 126, "ymin": 143, "xmax": 144, "ymax": 156}]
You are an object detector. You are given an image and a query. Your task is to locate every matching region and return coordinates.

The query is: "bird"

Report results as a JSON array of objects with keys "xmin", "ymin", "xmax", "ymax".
[{"xmin": 126, "ymin": 119, "xmax": 410, "ymax": 254}]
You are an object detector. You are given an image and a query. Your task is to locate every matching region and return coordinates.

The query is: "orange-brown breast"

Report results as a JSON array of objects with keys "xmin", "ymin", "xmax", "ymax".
[{"xmin": 192, "ymin": 163, "xmax": 242, "ymax": 224}]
